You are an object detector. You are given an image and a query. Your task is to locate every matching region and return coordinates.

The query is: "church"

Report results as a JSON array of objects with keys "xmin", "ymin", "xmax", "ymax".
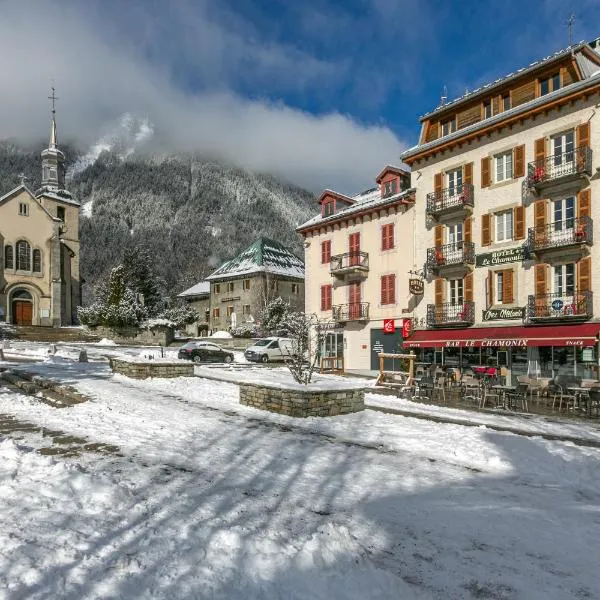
[{"xmin": 0, "ymin": 96, "xmax": 80, "ymax": 326}]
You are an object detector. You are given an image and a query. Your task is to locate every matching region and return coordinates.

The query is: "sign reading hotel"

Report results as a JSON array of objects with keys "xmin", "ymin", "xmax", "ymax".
[
  {"xmin": 482, "ymin": 307, "xmax": 526, "ymax": 321},
  {"xmin": 409, "ymin": 278, "xmax": 424, "ymax": 295},
  {"xmin": 475, "ymin": 246, "xmax": 528, "ymax": 268}
]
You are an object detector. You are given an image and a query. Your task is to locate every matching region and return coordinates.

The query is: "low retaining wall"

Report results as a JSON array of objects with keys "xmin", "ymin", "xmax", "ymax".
[
  {"xmin": 94, "ymin": 326, "xmax": 175, "ymax": 346},
  {"xmin": 110, "ymin": 358, "xmax": 194, "ymax": 379},
  {"xmin": 239, "ymin": 382, "xmax": 364, "ymax": 417}
]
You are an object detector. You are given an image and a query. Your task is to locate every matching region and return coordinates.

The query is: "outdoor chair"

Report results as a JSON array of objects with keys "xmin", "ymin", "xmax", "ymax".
[
  {"xmin": 479, "ymin": 379, "xmax": 501, "ymax": 409},
  {"xmin": 587, "ymin": 388, "xmax": 600, "ymax": 418},
  {"xmin": 460, "ymin": 375, "xmax": 481, "ymax": 406},
  {"xmin": 508, "ymin": 382, "xmax": 529, "ymax": 412},
  {"xmin": 414, "ymin": 376, "xmax": 434, "ymax": 401}
]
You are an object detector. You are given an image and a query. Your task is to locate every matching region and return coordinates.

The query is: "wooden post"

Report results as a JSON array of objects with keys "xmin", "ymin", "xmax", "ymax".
[{"xmin": 376, "ymin": 352, "xmax": 417, "ymax": 387}]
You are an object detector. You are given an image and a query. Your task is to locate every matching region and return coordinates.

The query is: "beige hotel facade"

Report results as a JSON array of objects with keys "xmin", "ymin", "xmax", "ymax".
[{"xmin": 401, "ymin": 41, "xmax": 600, "ymax": 383}]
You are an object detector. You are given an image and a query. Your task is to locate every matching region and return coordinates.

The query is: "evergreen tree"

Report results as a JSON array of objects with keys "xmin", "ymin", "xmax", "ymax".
[{"xmin": 122, "ymin": 245, "xmax": 163, "ymax": 315}]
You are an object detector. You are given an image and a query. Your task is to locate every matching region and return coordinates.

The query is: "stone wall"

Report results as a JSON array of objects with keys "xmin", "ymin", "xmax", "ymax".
[
  {"xmin": 239, "ymin": 382, "xmax": 364, "ymax": 417},
  {"xmin": 95, "ymin": 326, "xmax": 175, "ymax": 346},
  {"xmin": 110, "ymin": 358, "xmax": 194, "ymax": 379}
]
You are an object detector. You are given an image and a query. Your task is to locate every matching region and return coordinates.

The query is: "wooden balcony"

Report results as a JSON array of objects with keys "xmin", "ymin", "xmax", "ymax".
[
  {"xmin": 426, "ymin": 241, "xmax": 475, "ymax": 276},
  {"xmin": 426, "ymin": 301, "xmax": 475, "ymax": 328},
  {"xmin": 526, "ymin": 216, "xmax": 592, "ymax": 259},
  {"xmin": 525, "ymin": 291, "xmax": 593, "ymax": 324},
  {"xmin": 329, "ymin": 252, "xmax": 369, "ymax": 279},
  {"xmin": 526, "ymin": 146, "xmax": 592, "ymax": 194},
  {"xmin": 425, "ymin": 183, "xmax": 474, "ymax": 221},
  {"xmin": 332, "ymin": 302, "xmax": 369, "ymax": 323}
]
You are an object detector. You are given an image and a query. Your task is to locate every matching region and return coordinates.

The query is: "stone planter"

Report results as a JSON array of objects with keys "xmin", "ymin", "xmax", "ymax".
[
  {"xmin": 109, "ymin": 358, "xmax": 193, "ymax": 379},
  {"xmin": 95, "ymin": 326, "xmax": 175, "ymax": 346},
  {"xmin": 239, "ymin": 381, "xmax": 364, "ymax": 417}
]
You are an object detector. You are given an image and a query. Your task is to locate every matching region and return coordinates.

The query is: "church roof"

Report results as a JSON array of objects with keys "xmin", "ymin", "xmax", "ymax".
[{"xmin": 206, "ymin": 237, "xmax": 304, "ymax": 281}]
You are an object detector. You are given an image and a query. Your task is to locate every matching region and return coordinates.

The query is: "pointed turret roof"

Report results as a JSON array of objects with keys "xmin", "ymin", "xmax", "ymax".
[{"xmin": 206, "ymin": 237, "xmax": 304, "ymax": 281}]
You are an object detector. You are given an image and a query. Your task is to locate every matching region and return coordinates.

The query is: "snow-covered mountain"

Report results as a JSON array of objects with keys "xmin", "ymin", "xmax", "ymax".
[{"xmin": 0, "ymin": 139, "xmax": 315, "ymax": 300}]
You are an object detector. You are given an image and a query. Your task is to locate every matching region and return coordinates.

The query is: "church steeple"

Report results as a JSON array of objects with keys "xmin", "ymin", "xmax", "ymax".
[{"xmin": 41, "ymin": 86, "xmax": 66, "ymax": 191}]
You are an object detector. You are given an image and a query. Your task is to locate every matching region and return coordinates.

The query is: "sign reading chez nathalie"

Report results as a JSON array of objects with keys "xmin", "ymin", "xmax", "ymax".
[
  {"xmin": 482, "ymin": 307, "xmax": 526, "ymax": 321},
  {"xmin": 475, "ymin": 246, "xmax": 528, "ymax": 268}
]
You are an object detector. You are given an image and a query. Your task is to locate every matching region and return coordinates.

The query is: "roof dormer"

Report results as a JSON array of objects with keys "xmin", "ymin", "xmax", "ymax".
[
  {"xmin": 375, "ymin": 166, "xmax": 411, "ymax": 199},
  {"xmin": 317, "ymin": 190, "xmax": 354, "ymax": 217}
]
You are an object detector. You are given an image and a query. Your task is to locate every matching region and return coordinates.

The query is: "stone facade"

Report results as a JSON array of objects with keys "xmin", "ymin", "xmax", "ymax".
[
  {"xmin": 109, "ymin": 358, "xmax": 194, "ymax": 379},
  {"xmin": 239, "ymin": 382, "xmax": 364, "ymax": 417}
]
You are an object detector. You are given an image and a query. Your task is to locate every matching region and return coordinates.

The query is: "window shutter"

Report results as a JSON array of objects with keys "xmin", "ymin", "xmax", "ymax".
[
  {"xmin": 481, "ymin": 214, "xmax": 491, "ymax": 246},
  {"xmin": 481, "ymin": 157, "xmax": 491, "ymax": 187},
  {"xmin": 503, "ymin": 269, "xmax": 514, "ymax": 304},
  {"xmin": 534, "ymin": 138, "xmax": 546, "ymax": 162},
  {"xmin": 389, "ymin": 274, "xmax": 396, "ymax": 304},
  {"xmin": 463, "ymin": 162, "xmax": 473, "ymax": 185},
  {"xmin": 513, "ymin": 145, "xmax": 525, "ymax": 178},
  {"xmin": 464, "ymin": 272, "xmax": 473, "ymax": 302},
  {"xmin": 380, "ymin": 277, "xmax": 386, "ymax": 305},
  {"xmin": 513, "ymin": 205, "xmax": 525, "ymax": 240},
  {"xmin": 492, "ymin": 96, "xmax": 499, "ymax": 115},
  {"xmin": 464, "ymin": 217, "xmax": 472, "ymax": 243},
  {"xmin": 434, "ymin": 173, "xmax": 443, "ymax": 194},
  {"xmin": 534, "ymin": 200, "xmax": 547, "ymax": 230},
  {"xmin": 434, "ymin": 277, "xmax": 444, "ymax": 306},
  {"xmin": 577, "ymin": 122, "xmax": 591, "ymax": 148},
  {"xmin": 320, "ymin": 286, "xmax": 326, "ymax": 311},
  {"xmin": 534, "ymin": 264, "xmax": 547, "ymax": 296},
  {"xmin": 577, "ymin": 189, "xmax": 591, "ymax": 218},
  {"xmin": 434, "ymin": 224, "xmax": 444, "ymax": 247},
  {"xmin": 578, "ymin": 257, "xmax": 591, "ymax": 292},
  {"xmin": 487, "ymin": 270, "xmax": 493, "ymax": 308}
]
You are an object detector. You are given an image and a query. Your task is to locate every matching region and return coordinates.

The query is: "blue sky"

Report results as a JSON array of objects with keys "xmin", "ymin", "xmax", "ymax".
[{"xmin": 1, "ymin": 0, "xmax": 599, "ymax": 192}]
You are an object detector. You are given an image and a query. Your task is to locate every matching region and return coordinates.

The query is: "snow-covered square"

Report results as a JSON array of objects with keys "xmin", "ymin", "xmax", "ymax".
[{"xmin": 1, "ymin": 350, "xmax": 600, "ymax": 599}]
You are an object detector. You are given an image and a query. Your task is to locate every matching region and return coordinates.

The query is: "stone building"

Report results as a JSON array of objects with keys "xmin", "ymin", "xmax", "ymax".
[
  {"xmin": 0, "ymin": 105, "xmax": 80, "ymax": 326},
  {"xmin": 180, "ymin": 237, "xmax": 304, "ymax": 334},
  {"xmin": 401, "ymin": 40, "xmax": 600, "ymax": 383},
  {"xmin": 177, "ymin": 280, "xmax": 210, "ymax": 336},
  {"xmin": 297, "ymin": 167, "xmax": 415, "ymax": 371}
]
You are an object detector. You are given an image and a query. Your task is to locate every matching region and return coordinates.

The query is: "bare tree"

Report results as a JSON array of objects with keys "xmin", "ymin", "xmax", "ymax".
[{"xmin": 280, "ymin": 311, "xmax": 328, "ymax": 385}]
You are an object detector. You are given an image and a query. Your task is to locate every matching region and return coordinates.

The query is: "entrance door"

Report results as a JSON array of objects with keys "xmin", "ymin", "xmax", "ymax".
[
  {"xmin": 349, "ymin": 232, "xmax": 360, "ymax": 266},
  {"xmin": 13, "ymin": 301, "xmax": 33, "ymax": 326},
  {"xmin": 349, "ymin": 281, "xmax": 361, "ymax": 319}
]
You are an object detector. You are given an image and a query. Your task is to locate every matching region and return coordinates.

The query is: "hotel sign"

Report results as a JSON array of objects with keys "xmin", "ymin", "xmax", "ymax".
[
  {"xmin": 475, "ymin": 246, "xmax": 528, "ymax": 268},
  {"xmin": 409, "ymin": 278, "xmax": 424, "ymax": 295},
  {"xmin": 482, "ymin": 307, "xmax": 526, "ymax": 321}
]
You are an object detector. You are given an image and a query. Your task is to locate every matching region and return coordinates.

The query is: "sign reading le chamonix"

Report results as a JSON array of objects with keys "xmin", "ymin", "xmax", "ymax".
[{"xmin": 475, "ymin": 246, "xmax": 528, "ymax": 268}]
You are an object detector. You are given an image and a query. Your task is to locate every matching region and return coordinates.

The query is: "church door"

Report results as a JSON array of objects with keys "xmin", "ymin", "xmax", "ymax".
[{"xmin": 13, "ymin": 301, "xmax": 33, "ymax": 326}]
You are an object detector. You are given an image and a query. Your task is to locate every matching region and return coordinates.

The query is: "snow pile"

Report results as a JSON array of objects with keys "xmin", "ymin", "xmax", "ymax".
[{"xmin": 210, "ymin": 330, "xmax": 233, "ymax": 339}]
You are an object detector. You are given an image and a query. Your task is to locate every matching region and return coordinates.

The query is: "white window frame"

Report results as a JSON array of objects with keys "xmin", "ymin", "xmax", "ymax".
[
  {"xmin": 446, "ymin": 167, "xmax": 462, "ymax": 197},
  {"xmin": 494, "ymin": 151, "xmax": 513, "ymax": 183},
  {"xmin": 448, "ymin": 279, "xmax": 464, "ymax": 305},
  {"xmin": 552, "ymin": 130, "xmax": 574, "ymax": 164},
  {"xmin": 441, "ymin": 119, "xmax": 456, "ymax": 137},
  {"xmin": 553, "ymin": 264, "xmax": 575, "ymax": 296},
  {"xmin": 495, "ymin": 271, "xmax": 504, "ymax": 305},
  {"xmin": 495, "ymin": 210, "xmax": 513, "ymax": 242}
]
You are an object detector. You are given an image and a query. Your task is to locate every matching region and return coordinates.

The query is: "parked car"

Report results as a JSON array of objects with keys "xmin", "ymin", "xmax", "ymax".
[
  {"xmin": 244, "ymin": 337, "xmax": 295, "ymax": 363},
  {"xmin": 178, "ymin": 341, "xmax": 234, "ymax": 364}
]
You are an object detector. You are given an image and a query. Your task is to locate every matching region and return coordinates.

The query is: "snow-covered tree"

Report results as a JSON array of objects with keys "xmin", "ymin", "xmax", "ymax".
[
  {"xmin": 279, "ymin": 311, "xmax": 328, "ymax": 385},
  {"xmin": 122, "ymin": 245, "xmax": 164, "ymax": 315},
  {"xmin": 159, "ymin": 303, "xmax": 199, "ymax": 329},
  {"xmin": 260, "ymin": 296, "xmax": 290, "ymax": 335}
]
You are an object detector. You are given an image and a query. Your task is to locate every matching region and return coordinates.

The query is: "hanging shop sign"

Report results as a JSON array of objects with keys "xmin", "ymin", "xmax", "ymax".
[
  {"xmin": 475, "ymin": 246, "xmax": 528, "ymax": 268},
  {"xmin": 482, "ymin": 307, "xmax": 526, "ymax": 321},
  {"xmin": 383, "ymin": 319, "xmax": 395, "ymax": 334},
  {"xmin": 408, "ymin": 278, "xmax": 424, "ymax": 295},
  {"xmin": 402, "ymin": 318, "xmax": 413, "ymax": 338}
]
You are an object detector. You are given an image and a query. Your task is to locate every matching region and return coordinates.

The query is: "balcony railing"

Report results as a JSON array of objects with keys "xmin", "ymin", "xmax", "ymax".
[
  {"xmin": 426, "ymin": 241, "xmax": 475, "ymax": 272},
  {"xmin": 426, "ymin": 183, "xmax": 474, "ymax": 218},
  {"xmin": 526, "ymin": 146, "xmax": 592, "ymax": 190},
  {"xmin": 332, "ymin": 302, "xmax": 369, "ymax": 323},
  {"xmin": 526, "ymin": 291, "xmax": 593, "ymax": 322},
  {"xmin": 330, "ymin": 251, "xmax": 369, "ymax": 276},
  {"xmin": 526, "ymin": 216, "xmax": 592, "ymax": 254},
  {"xmin": 426, "ymin": 301, "xmax": 475, "ymax": 328}
]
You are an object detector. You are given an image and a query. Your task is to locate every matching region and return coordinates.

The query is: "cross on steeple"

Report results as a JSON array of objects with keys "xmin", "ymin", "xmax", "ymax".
[
  {"xmin": 48, "ymin": 86, "xmax": 58, "ymax": 116},
  {"xmin": 567, "ymin": 14, "xmax": 575, "ymax": 46},
  {"xmin": 18, "ymin": 173, "xmax": 29, "ymax": 186}
]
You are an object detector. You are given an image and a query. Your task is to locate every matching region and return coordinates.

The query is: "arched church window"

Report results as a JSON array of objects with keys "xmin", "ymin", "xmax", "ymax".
[
  {"xmin": 4, "ymin": 245, "xmax": 13, "ymax": 269},
  {"xmin": 32, "ymin": 249, "xmax": 42, "ymax": 273},
  {"xmin": 16, "ymin": 240, "xmax": 31, "ymax": 271}
]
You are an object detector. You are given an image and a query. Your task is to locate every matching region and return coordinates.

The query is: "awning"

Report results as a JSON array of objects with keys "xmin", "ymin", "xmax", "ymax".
[{"xmin": 404, "ymin": 323, "xmax": 600, "ymax": 348}]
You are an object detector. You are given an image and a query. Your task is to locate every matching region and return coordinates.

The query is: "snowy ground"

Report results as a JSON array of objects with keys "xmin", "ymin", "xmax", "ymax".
[{"xmin": 1, "ymin": 354, "xmax": 600, "ymax": 599}]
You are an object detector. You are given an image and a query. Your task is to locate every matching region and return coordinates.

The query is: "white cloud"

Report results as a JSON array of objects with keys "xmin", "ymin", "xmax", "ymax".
[{"xmin": 0, "ymin": 0, "xmax": 405, "ymax": 193}]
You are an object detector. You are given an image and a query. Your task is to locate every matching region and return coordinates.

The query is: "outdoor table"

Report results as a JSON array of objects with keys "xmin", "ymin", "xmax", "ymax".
[
  {"xmin": 491, "ymin": 385, "xmax": 517, "ymax": 410},
  {"xmin": 568, "ymin": 387, "xmax": 591, "ymax": 417}
]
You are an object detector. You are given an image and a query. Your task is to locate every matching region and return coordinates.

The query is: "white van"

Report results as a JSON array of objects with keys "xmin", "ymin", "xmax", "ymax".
[{"xmin": 244, "ymin": 337, "xmax": 295, "ymax": 363}]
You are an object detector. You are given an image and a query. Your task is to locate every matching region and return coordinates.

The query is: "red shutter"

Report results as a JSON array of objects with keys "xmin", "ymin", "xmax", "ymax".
[
  {"xmin": 321, "ymin": 285, "xmax": 332, "ymax": 311},
  {"xmin": 321, "ymin": 240, "xmax": 331, "ymax": 264},
  {"xmin": 349, "ymin": 232, "xmax": 360, "ymax": 266},
  {"xmin": 381, "ymin": 275, "xmax": 395, "ymax": 305},
  {"xmin": 381, "ymin": 223, "xmax": 394, "ymax": 250},
  {"xmin": 349, "ymin": 282, "xmax": 361, "ymax": 319}
]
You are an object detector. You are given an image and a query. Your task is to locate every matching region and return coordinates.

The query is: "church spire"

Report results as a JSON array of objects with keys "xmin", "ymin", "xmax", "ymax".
[{"xmin": 41, "ymin": 86, "xmax": 66, "ymax": 191}]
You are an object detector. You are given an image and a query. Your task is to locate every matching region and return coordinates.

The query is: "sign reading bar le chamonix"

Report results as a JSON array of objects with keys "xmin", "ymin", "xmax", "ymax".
[{"xmin": 475, "ymin": 246, "xmax": 528, "ymax": 268}]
